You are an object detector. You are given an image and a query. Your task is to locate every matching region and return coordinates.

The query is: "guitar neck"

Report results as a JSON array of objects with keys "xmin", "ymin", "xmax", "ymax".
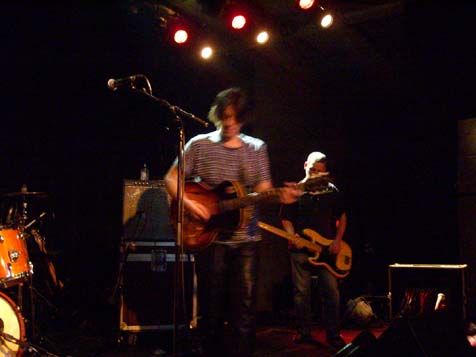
[
  {"xmin": 217, "ymin": 189, "xmax": 281, "ymax": 213},
  {"xmin": 215, "ymin": 176, "xmax": 331, "ymax": 214},
  {"xmin": 257, "ymin": 221, "xmax": 321, "ymax": 253}
]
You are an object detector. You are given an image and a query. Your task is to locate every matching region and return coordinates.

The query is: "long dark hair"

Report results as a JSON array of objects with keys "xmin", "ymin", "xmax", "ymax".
[{"xmin": 207, "ymin": 87, "xmax": 249, "ymax": 127}]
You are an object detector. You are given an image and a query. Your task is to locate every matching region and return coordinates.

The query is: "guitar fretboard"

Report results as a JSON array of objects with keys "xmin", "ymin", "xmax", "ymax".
[{"xmin": 217, "ymin": 189, "xmax": 281, "ymax": 213}]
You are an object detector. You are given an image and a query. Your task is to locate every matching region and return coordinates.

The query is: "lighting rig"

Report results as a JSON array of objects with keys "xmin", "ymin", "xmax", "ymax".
[{"xmin": 130, "ymin": 0, "xmax": 335, "ymax": 61}]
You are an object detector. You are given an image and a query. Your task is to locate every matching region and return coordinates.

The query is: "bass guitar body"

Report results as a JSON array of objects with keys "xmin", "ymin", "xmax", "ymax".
[
  {"xmin": 302, "ymin": 228, "xmax": 352, "ymax": 278},
  {"xmin": 257, "ymin": 221, "xmax": 352, "ymax": 278}
]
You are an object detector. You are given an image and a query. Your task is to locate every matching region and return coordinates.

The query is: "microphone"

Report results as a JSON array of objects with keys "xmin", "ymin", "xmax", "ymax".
[{"xmin": 107, "ymin": 74, "xmax": 144, "ymax": 91}]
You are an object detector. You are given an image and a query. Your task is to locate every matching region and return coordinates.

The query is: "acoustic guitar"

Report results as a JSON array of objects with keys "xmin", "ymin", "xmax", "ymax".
[
  {"xmin": 171, "ymin": 176, "xmax": 332, "ymax": 252},
  {"xmin": 258, "ymin": 221, "xmax": 352, "ymax": 278}
]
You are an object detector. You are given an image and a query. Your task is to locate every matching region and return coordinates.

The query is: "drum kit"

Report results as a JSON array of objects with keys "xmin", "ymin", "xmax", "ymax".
[{"xmin": 0, "ymin": 185, "xmax": 62, "ymax": 356}]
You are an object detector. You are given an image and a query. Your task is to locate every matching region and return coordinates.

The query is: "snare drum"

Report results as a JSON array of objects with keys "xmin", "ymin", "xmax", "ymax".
[
  {"xmin": 0, "ymin": 291, "xmax": 26, "ymax": 356},
  {"xmin": 0, "ymin": 229, "xmax": 33, "ymax": 287}
]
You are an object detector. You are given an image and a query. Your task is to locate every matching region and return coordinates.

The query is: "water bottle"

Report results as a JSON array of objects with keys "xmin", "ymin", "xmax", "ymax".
[{"xmin": 140, "ymin": 163, "xmax": 149, "ymax": 181}]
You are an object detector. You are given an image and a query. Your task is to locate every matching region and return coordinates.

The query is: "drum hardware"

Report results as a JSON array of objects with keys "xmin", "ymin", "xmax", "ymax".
[
  {"xmin": 5, "ymin": 206, "xmax": 15, "ymax": 227},
  {"xmin": 19, "ymin": 228, "xmax": 62, "ymax": 345},
  {"xmin": 24, "ymin": 212, "xmax": 46, "ymax": 230},
  {"xmin": 28, "ymin": 228, "xmax": 63, "ymax": 291},
  {"xmin": 0, "ymin": 188, "xmax": 64, "ymax": 356},
  {"xmin": 3, "ymin": 251, "xmax": 62, "ymax": 357},
  {"xmin": 0, "ymin": 323, "xmax": 61, "ymax": 357},
  {"xmin": 2, "ymin": 186, "xmax": 49, "ymax": 230}
]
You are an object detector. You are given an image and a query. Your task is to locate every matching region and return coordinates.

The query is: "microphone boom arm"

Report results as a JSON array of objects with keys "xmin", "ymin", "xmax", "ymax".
[
  {"xmin": 108, "ymin": 74, "xmax": 208, "ymax": 127},
  {"xmin": 140, "ymin": 90, "xmax": 209, "ymax": 128}
]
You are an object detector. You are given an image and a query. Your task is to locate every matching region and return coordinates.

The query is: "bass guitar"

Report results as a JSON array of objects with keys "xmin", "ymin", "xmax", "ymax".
[
  {"xmin": 171, "ymin": 176, "xmax": 332, "ymax": 252},
  {"xmin": 257, "ymin": 221, "xmax": 352, "ymax": 278}
]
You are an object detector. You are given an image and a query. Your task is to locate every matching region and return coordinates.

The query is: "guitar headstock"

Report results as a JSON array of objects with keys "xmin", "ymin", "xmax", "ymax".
[{"xmin": 301, "ymin": 173, "xmax": 334, "ymax": 194}]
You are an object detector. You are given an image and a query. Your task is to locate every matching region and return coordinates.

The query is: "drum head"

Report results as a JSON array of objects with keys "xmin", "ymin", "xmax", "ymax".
[{"xmin": 0, "ymin": 291, "xmax": 25, "ymax": 356}]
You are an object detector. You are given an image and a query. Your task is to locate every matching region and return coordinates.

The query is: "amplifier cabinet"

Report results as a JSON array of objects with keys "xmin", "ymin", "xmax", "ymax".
[
  {"xmin": 119, "ymin": 241, "xmax": 197, "ymax": 333},
  {"xmin": 122, "ymin": 180, "xmax": 174, "ymax": 241},
  {"xmin": 388, "ymin": 263, "xmax": 467, "ymax": 321}
]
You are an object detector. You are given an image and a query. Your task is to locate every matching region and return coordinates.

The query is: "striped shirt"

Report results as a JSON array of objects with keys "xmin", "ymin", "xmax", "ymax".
[{"xmin": 182, "ymin": 130, "xmax": 272, "ymax": 245}]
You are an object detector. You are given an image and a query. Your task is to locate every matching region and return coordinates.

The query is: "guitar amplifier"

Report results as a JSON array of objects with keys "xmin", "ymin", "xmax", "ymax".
[
  {"xmin": 122, "ymin": 180, "xmax": 174, "ymax": 241},
  {"xmin": 119, "ymin": 241, "xmax": 197, "ymax": 333},
  {"xmin": 388, "ymin": 263, "xmax": 467, "ymax": 321}
]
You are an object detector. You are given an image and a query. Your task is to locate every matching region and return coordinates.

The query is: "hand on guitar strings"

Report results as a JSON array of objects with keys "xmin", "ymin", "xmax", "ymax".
[{"xmin": 185, "ymin": 198, "xmax": 211, "ymax": 222}]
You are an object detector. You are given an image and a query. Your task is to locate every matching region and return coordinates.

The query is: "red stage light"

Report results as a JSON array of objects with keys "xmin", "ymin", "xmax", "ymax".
[
  {"xmin": 299, "ymin": 0, "xmax": 316, "ymax": 10},
  {"xmin": 231, "ymin": 14, "xmax": 247, "ymax": 30},
  {"xmin": 173, "ymin": 29, "xmax": 188, "ymax": 44}
]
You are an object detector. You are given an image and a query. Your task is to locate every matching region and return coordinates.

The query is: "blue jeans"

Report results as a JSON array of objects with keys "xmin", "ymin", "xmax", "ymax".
[
  {"xmin": 290, "ymin": 251, "xmax": 341, "ymax": 339},
  {"xmin": 196, "ymin": 241, "xmax": 257, "ymax": 357}
]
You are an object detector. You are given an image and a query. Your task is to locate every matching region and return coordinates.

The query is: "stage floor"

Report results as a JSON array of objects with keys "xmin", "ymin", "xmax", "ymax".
[{"xmin": 32, "ymin": 323, "xmax": 388, "ymax": 356}]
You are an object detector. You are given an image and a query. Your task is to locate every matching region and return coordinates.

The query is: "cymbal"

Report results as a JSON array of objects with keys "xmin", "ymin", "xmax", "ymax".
[{"xmin": 3, "ymin": 191, "xmax": 48, "ymax": 198}]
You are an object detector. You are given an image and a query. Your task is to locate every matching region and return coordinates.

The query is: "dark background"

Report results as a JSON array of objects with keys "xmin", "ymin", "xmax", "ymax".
[{"xmin": 1, "ymin": 0, "xmax": 475, "ymax": 331}]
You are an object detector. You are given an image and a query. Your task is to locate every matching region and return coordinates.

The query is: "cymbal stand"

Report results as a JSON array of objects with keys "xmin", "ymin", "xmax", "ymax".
[
  {"xmin": 22, "ymin": 215, "xmax": 61, "ymax": 351},
  {"xmin": 17, "ymin": 184, "xmax": 29, "ymax": 228},
  {"xmin": 14, "ymin": 279, "xmax": 39, "ymax": 344},
  {"xmin": 24, "ymin": 212, "xmax": 46, "ymax": 230},
  {"xmin": 27, "ymin": 276, "xmax": 60, "ymax": 337}
]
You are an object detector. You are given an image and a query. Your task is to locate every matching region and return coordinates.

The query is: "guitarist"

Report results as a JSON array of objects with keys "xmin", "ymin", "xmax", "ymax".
[
  {"xmin": 164, "ymin": 87, "xmax": 299, "ymax": 357},
  {"xmin": 280, "ymin": 151, "xmax": 348, "ymax": 350}
]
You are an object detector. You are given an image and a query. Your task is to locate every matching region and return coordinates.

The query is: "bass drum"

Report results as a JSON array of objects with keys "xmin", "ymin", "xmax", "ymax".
[{"xmin": 0, "ymin": 291, "xmax": 26, "ymax": 356}]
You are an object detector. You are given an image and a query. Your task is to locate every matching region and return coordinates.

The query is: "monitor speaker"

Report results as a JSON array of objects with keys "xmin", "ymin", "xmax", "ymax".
[{"xmin": 388, "ymin": 264, "xmax": 467, "ymax": 321}]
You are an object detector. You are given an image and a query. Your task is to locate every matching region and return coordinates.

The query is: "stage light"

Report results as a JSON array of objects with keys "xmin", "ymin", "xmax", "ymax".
[
  {"xmin": 320, "ymin": 12, "xmax": 333, "ymax": 28},
  {"xmin": 316, "ymin": 5, "xmax": 334, "ymax": 28},
  {"xmin": 200, "ymin": 46, "xmax": 213, "ymax": 59},
  {"xmin": 256, "ymin": 31, "xmax": 269, "ymax": 44},
  {"xmin": 221, "ymin": 1, "xmax": 251, "ymax": 31},
  {"xmin": 299, "ymin": 0, "xmax": 316, "ymax": 10},
  {"xmin": 173, "ymin": 29, "xmax": 188, "ymax": 44},
  {"xmin": 166, "ymin": 13, "xmax": 192, "ymax": 46},
  {"xmin": 231, "ymin": 14, "xmax": 247, "ymax": 30}
]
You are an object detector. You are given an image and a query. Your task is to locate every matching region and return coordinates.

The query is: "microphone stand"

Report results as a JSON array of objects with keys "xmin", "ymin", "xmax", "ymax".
[{"xmin": 129, "ymin": 79, "xmax": 208, "ymax": 357}]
